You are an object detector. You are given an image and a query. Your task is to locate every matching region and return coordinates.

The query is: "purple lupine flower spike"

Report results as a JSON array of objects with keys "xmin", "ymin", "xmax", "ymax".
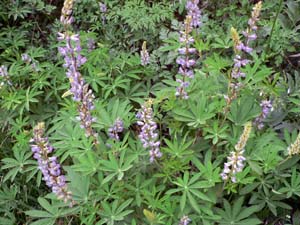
[
  {"xmin": 30, "ymin": 122, "xmax": 73, "ymax": 206},
  {"xmin": 179, "ymin": 215, "xmax": 191, "ymax": 225},
  {"xmin": 136, "ymin": 99, "xmax": 162, "ymax": 162},
  {"xmin": 176, "ymin": 15, "xmax": 197, "ymax": 99},
  {"xmin": 108, "ymin": 118, "xmax": 124, "ymax": 141},
  {"xmin": 99, "ymin": 2, "xmax": 107, "ymax": 23},
  {"xmin": 186, "ymin": 0, "xmax": 202, "ymax": 28},
  {"xmin": 230, "ymin": 2, "xmax": 262, "ymax": 80},
  {"xmin": 59, "ymin": 0, "xmax": 98, "ymax": 144}
]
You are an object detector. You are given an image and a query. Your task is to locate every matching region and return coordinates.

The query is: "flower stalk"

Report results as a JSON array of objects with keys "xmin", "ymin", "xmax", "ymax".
[
  {"xmin": 30, "ymin": 123, "xmax": 73, "ymax": 206},
  {"xmin": 59, "ymin": 0, "xmax": 98, "ymax": 144},
  {"xmin": 136, "ymin": 99, "xmax": 162, "ymax": 162},
  {"xmin": 221, "ymin": 122, "xmax": 252, "ymax": 183}
]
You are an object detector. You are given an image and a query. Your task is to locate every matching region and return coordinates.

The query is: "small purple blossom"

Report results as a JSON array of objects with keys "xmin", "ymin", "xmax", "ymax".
[
  {"xmin": 254, "ymin": 99, "xmax": 273, "ymax": 129},
  {"xmin": 30, "ymin": 123, "xmax": 73, "ymax": 206},
  {"xmin": 21, "ymin": 53, "xmax": 32, "ymax": 63},
  {"xmin": 108, "ymin": 118, "xmax": 124, "ymax": 141},
  {"xmin": 136, "ymin": 100, "xmax": 162, "ymax": 162},
  {"xmin": 186, "ymin": 0, "xmax": 202, "ymax": 28},
  {"xmin": 99, "ymin": 2, "xmax": 107, "ymax": 23},
  {"xmin": 179, "ymin": 215, "xmax": 191, "ymax": 225},
  {"xmin": 99, "ymin": 2, "xmax": 107, "ymax": 13},
  {"xmin": 0, "ymin": 65, "xmax": 11, "ymax": 85},
  {"xmin": 87, "ymin": 38, "xmax": 96, "ymax": 52}
]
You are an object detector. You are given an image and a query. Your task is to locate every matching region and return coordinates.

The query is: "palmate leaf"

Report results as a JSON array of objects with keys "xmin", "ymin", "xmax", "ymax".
[
  {"xmin": 228, "ymin": 95, "xmax": 261, "ymax": 125},
  {"xmin": 172, "ymin": 95, "xmax": 217, "ymax": 128},
  {"xmin": 278, "ymin": 167, "xmax": 300, "ymax": 198},
  {"xmin": 216, "ymin": 197, "xmax": 261, "ymax": 225},
  {"xmin": 64, "ymin": 167, "xmax": 90, "ymax": 202},
  {"xmin": 1, "ymin": 148, "xmax": 36, "ymax": 182},
  {"xmin": 99, "ymin": 149, "xmax": 137, "ymax": 185},
  {"xmin": 95, "ymin": 98, "xmax": 132, "ymax": 128},
  {"xmin": 25, "ymin": 197, "xmax": 79, "ymax": 225},
  {"xmin": 166, "ymin": 171, "xmax": 215, "ymax": 213},
  {"xmin": 97, "ymin": 199, "xmax": 134, "ymax": 225}
]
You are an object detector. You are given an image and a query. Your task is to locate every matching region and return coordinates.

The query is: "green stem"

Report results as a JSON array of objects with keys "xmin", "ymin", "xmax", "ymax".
[{"xmin": 265, "ymin": 0, "xmax": 284, "ymax": 56}]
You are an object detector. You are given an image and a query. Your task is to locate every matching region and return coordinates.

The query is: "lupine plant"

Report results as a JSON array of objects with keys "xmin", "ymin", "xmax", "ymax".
[{"xmin": 1, "ymin": 0, "xmax": 300, "ymax": 224}]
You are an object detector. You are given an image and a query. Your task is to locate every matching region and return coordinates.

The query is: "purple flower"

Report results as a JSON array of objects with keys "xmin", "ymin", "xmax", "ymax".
[
  {"xmin": 108, "ymin": 118, "xmax": 124, "ymax": 141},
  {"xmin": 230, "ymin": 2, "xmax": 262, "ymax": 81},
  {"xmin": 99, "ymin": 2, "xmax": 107, "ymax": 23},
  {"xmin": 30, "ymin": 123, "xmax": 73, "ymax": 206},
  {"xmin": 176, "ymin": 15, "xmax": 197, "ymax": 99},
  {"xmin": 220, "ymin": 150, "xmax": 246, "ymax": 183},
  {"xmin": 0, "ymin": 65, "xmax": 12, "ymax": 86},
  {"xmin": 76, "ymin": 85, "xmax": 98, "ymax": 139},
  {"xmin": 87, "ymin": 38, "xmax": 96, "ymax": 52},
  {"xmin": 21, "ymin": 53, "xmax": 32, "ymax": 63},
  {"xmin": 254, "ymin": 99, "xmax": 273, "ymax": 129},
  {"xmin": 58, "ymin": 33, "xmax": 87, "ymax": 102},
  {"xmin": 221, "ymin": 122, "xmax": 252, "ymax": 183},
  {"xmin": 99, "ymin": 2, "xmax": 107, "ymax": 13},
  {"xmin": 58, "ymin": 32, "xmax": 97, "ymax": 142},
  {"xmin": 186, "ymin": 0, "xmax": 202, "ymax": 28},
  {"xmin": 179, "ymin": 215, "xmax": 191, "ymax": 225},
  {"xmin": 136, "ymin": 100, "xmax": 162, "ymax": 162}
]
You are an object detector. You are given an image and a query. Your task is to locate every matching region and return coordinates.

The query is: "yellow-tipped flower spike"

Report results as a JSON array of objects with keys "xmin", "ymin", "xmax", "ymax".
[
  {"xmin": 235, "ymin": 122, "xmax": 252, "ymax": 151},
  {"xmin": 36, "ymin": 122, "xmax": 45, "ymax": 131},
  {"xmin": 143, "ymin": 209, "xmax": 156, "ymax": 223},
  {"xmin": 231, "ymin": 27, "xmax": 241, "ymax": 53},
  {"xmin": 185, "ymin": 15, "xmax": 193, "ymax": 34},
  {"xmin": 142, "ymin": 41, "xmax": 147, "ymax": 52},
  {"xmin": 61, "ymin": 0, "xmax": 74, "ymax": 25},
  {"xmin": 252, "ymin": 1, "xmax": 262, "ymax": 19},
  {"xmin": 288, "ymin": 133, "xmax": 300, "ymax": 156}
]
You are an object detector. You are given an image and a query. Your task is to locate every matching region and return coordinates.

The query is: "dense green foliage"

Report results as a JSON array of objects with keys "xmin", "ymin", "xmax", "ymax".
[{"xmin": 0, "ymin": 0, "xmax": 300, "ymax": 224}]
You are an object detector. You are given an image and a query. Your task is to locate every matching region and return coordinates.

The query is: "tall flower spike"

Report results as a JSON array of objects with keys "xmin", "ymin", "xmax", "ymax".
[
  {"xmin": 30, "ymin": 123, "xmax": 73, "ymax": 206},
  {"xmin": 186, "ymin": 0, "xmax": 202, "ymax": 28},
  {"xmin": 176, "ymin": 15, "xmax": 196, "ymax": 99},
  {"xmin": 235, "ymin": 122, "xmax": 252, "ymax": 151},
  {"xmin": 230, "ymin": 2, "xmax": 262, "ymax": 79},
  {"xmin": 136, "ymin": 99, "xmax": 162, "ymax": 162},
  {"xmin": 288, "ymin": 132, "xmax": 300, "ymax": 156},
  {"xmin": 99, "ymin": 2, "xmax": 107, "ymax": 23},
  {"xmin": 140, "ymin": 41, "xmax": 150, "ymax": 66},
  {"xmin": 59, "ymin": 0, "xmax": 98, "ymax": 144},
  {"xmin": 221, "ymin": 122, "xmax": 252, "ymax": 183}
]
